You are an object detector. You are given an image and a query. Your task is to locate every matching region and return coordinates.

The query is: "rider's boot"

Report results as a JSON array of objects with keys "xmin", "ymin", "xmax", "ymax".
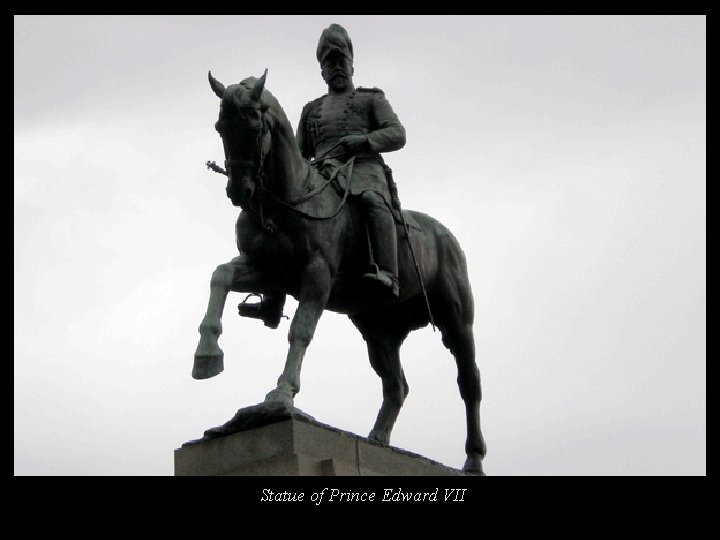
[{"xmin": 238, "ymin": 292, "xmax": 286, "ymax": 329}]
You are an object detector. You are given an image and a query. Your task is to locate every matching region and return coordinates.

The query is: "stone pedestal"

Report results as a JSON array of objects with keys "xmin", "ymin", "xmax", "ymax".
[{"xmin": 175, "ymin": 405, "xmax": 468, "ymax": 476}]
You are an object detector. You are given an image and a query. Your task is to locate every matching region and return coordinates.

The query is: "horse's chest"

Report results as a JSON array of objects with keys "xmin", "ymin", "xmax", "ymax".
[
  {"xmin": 238, "ymin": 230, "xmax": 279, "ymax": 262},
  {"xmin": 237, "ymin": 222, "xmax": 303, "ymax": 277}
]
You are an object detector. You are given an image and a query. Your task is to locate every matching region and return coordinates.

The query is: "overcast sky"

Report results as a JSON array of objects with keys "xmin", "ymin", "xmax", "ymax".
[{"xmin": 14, "ymin": 15, "xmax": 705, "ymax": 476}]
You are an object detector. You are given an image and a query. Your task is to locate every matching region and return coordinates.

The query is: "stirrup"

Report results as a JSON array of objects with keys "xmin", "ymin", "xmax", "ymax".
[
  {"xmin": 362, "ymin": 265, "xmax": 399, "ymax": 298},
  {"xmin": 237, "ymin": 294, "xmax": 284, "ymax": 329}
]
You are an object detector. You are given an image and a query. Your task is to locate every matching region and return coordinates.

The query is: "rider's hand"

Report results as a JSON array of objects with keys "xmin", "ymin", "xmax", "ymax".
[{"xmin": 340, "ymin": 135, "xmax": 369, "ymax": 155}]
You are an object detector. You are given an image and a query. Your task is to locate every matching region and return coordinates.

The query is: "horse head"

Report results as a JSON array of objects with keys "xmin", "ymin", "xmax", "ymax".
[{"xmin": 209, "ymin": 69, "xmax": 273, "ymax": 207}]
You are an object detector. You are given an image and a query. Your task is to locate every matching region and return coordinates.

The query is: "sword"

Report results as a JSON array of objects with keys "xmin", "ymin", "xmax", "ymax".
[
  {"xmin": 382, "ymin": 161, "xmax": 436, "ymax": 331},
  {"xmin": 399, "ymin": 209, "xmax": 436, "ymax": 332}
]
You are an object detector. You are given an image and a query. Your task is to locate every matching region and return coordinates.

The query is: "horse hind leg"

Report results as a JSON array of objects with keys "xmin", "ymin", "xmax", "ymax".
[
  {"xmin": 351, "ymin": 316, "xmax": 410, "ymax": 445},
  {"xmin": 440, "ymin": 322, "xmax": 487, "ymax": 474},
  {"xmin": 368, "ymin": 337, "xmax": 410, "ymax": 444},
  {"xmin": 430, "ymin": 230, "xmax": 486, "ymax": 473}
]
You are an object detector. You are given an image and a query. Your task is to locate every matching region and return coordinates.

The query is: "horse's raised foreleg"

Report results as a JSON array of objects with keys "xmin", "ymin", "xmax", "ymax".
[
  {"xmin": 264, "ymin": 256, "xmax": 331, "ymax": 406},
  {"xmin": 193, "ymin": 254, "xmax": 263, "ymax": 379}
]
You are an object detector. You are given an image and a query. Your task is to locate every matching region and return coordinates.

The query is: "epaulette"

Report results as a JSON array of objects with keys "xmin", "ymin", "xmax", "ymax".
[
  {"xmin": 303, "ymin": 95, "xmax": 326, "ymax": 111},
  {"xmin": 357, "ymin": 86, "xmax": 384, "ymax": 94}
]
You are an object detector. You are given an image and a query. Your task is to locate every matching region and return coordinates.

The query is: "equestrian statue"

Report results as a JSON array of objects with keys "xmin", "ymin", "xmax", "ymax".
[{"xmin": 192, "ymin": 24, "xmax": 486, "ymax": 474}]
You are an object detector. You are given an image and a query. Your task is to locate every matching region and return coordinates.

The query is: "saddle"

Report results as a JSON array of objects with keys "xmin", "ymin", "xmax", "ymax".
[{"xmin": 310, "ymin": 158, "xmax": 423, "ymax": 233}]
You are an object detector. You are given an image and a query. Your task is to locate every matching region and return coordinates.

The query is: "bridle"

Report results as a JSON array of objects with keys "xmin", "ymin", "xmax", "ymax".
[
  {"xmin": 222, "ymin": 105, "xmax": 274, "ymax": 231},
  {"xmin": 211, "ymin": 102, "xmax": 356, "ymax": 233}
]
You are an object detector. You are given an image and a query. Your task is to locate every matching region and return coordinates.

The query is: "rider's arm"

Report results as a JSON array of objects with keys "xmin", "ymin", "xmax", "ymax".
[{"xmin": 367, "ymin": 90, "xmax": 406, "ymax": 154}]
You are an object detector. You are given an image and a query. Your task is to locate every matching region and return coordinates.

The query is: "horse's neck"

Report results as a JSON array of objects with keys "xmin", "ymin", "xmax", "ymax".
[{"xmin": 265, "ymin": 116, "xmax": 308, "ymax": 202}]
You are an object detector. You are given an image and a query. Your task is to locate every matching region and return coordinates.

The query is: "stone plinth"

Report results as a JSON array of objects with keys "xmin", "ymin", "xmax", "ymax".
[{"xmin": 175, "ymin": 404, "xmax": 468, "ymax": 476}]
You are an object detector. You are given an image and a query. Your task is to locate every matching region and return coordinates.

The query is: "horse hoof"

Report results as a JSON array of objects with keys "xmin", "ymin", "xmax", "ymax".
[
  {"xmin": 463, "ymin": 456, "xmax": 485, "ymax": 476},
  {"xmin": 368, "ymin": 430, "xmax": 390, "ymax": 445},
  {"xmin": 264, "ymin": 386, "xmax": 294, "ymax": 407},
  {"xmin": 192, "ymin": 354, "xmax": 224, "ymax": 379}
]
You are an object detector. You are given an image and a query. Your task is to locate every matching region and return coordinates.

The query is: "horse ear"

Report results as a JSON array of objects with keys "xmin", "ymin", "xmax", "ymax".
[
  {"xmin": 250, "ymin": 68, "xmax": 268, "ymax": 101},
  {"xmin": 208, "ymin": 71, "xmax": 225, "ymax": 98}
]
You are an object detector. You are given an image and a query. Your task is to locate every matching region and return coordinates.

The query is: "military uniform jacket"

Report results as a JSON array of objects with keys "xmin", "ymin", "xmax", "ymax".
[{"xmin": 296, "ymin": 87, "xmax": 406, "ymax": 201}]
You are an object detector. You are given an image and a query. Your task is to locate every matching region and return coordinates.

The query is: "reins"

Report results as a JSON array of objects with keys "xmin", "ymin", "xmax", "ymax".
[
  {"xmin": 207, "ymin": 133, "xmax": 356, "ymax": 228},
  {"xmin": 264, "ymin": 156, "xmax": 356, "ymax": 221}
]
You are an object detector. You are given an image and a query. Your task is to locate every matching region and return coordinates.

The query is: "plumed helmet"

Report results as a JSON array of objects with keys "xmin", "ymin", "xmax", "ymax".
[{"xmin": 316, "ymin": 23, "xmax": 353, "ymax": 64}]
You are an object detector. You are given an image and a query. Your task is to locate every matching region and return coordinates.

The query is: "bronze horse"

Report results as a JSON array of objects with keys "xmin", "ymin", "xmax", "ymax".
[{"xmin": 193, "ymin": 71, "xmax": 486, "ymax": 473}]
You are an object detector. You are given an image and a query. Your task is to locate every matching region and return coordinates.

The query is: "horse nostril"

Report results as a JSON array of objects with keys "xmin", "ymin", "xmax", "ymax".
[{"xmin": 244, "ymin": 187, "xmax": 254, "ymax": 200}]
